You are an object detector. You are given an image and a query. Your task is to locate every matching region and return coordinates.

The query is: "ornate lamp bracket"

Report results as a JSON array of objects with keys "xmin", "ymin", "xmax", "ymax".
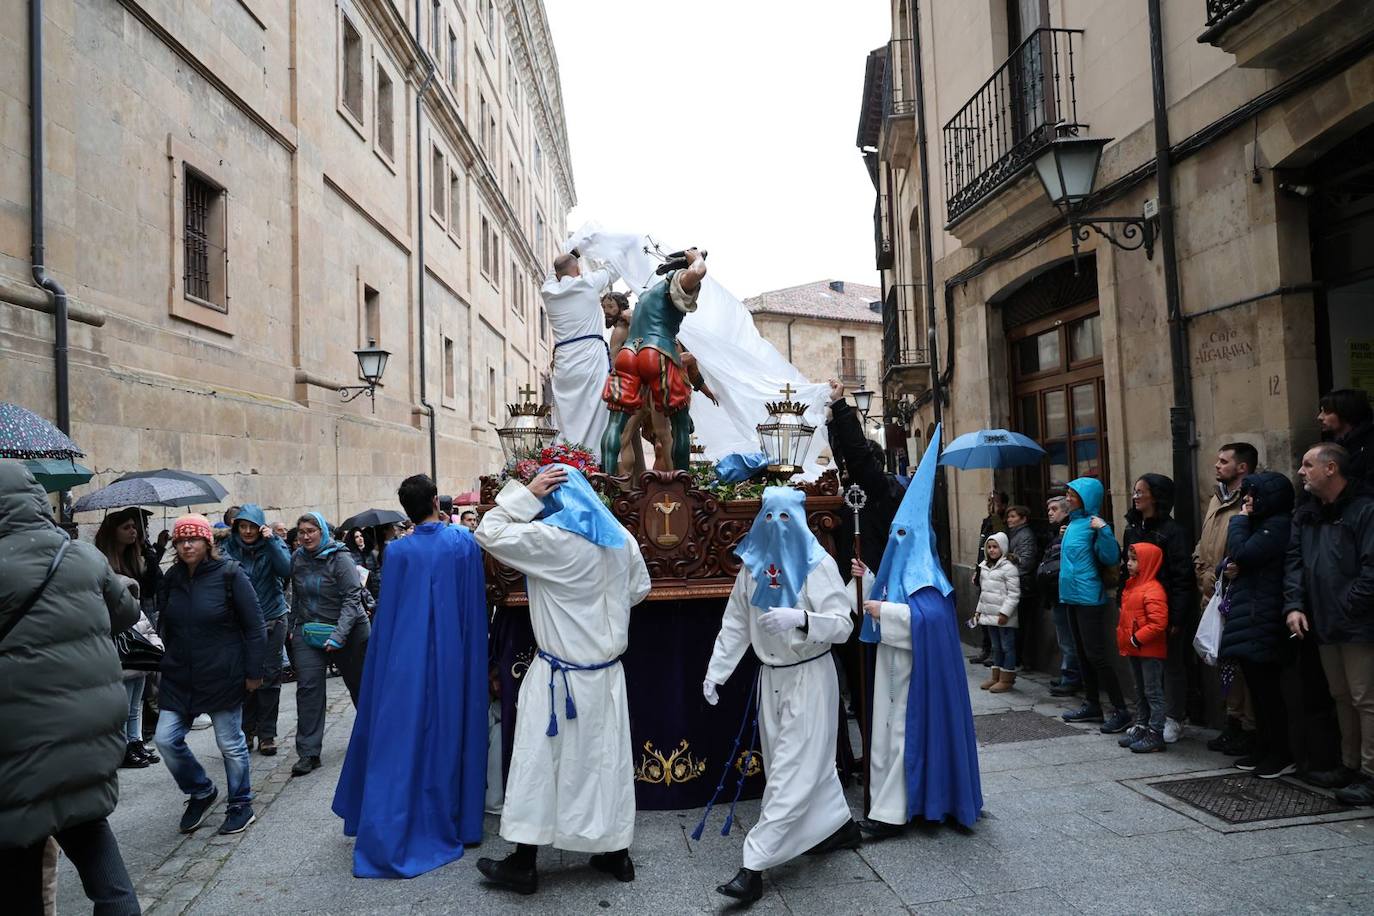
[{"xmin": 1067, "ymin": 215, "xmax": 1156, "ymax": 276}]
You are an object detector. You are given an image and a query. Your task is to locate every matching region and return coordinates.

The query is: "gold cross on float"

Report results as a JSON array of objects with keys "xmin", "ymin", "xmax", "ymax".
[{"xmin": 650, "ymin": 491, "xmax": 683, "ymax": 548}]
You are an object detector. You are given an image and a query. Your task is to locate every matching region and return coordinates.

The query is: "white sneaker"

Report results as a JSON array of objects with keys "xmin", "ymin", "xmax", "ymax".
[
  {"xmin": 1163, "ymin": 717, "xmax": 1182, "ymax": 744},
  {"xmin": 191, "ymin": 714, "xmax": 213, "ymax": 731}
]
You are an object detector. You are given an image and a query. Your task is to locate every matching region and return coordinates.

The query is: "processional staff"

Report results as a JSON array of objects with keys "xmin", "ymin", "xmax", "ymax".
[{"xmin": 843, "ymin": 482, "xmax": 871, "ymax": 812}]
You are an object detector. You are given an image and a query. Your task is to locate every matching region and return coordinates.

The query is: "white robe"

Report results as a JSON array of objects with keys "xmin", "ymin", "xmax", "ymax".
[
  {"xmin": 475, "ymin": 481, "xmax": 652, "ymax": 852},
  {"xmin": 540, "ymin": 265, "xmax": 618, "ymax": 451},
  {"xmin": 852, "ymin": 572, "xmax": 913, "ymax": 826},
  {"xmin": 705, "ymin": 561, "xmax": 854, "ymax": 871}
]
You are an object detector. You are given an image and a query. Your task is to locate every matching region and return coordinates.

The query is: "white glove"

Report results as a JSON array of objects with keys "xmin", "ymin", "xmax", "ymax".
[
  {"xmin": 759, "ymin": 606, "xmax": 806, "ymax": 636},
  {"xmin": 703, "ymin": 680, "xmax": 720, "ymax": 706}
]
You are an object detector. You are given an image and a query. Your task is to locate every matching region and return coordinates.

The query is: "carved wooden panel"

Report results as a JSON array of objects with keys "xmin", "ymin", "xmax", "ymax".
[{"xmin": 480, "ymin": 470, "xmax": 843, "ymax": 606}]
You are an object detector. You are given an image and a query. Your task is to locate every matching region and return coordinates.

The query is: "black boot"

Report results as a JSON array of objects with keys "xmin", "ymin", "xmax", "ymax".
[
  {"xmin": 290, "ymin": 755, "xmax": 321, "ymax": 777},
  {"xmin": 857, "ymin": 818, "xmax": 904, "ymax": 840},
  {"xmin": 806, "ymin": 818, "xmax": 862, "ymax": 855},
  {"xmin": 477, "ymin": 846, "xmax": 538, "ymax": 895},
  {"xmin": 716, "ymin": 867, "xmax": 763, "ymax": 903},
  {"xmin": 138, "ymin": 741, "xmax": 160, "ymax": 764},
  {"xmin": 589, "ymin": 849, "xmax": 635, "ymax": 882},
  {"xmin": 120, "ymin": 742, "xmax": 150, "ymax": 769}
]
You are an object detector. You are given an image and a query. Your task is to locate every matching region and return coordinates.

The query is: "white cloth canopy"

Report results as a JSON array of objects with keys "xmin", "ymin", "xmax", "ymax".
[{"xmin": 564, "ymin": 223, "xmax": 832, "ymax": 478}]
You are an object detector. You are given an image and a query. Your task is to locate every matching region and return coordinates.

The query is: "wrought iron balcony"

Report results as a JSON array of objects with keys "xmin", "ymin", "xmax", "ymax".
[
  {"xmin": 875, "ymin": 189, "xmax": 893, "ymax": 269},
  {"xmin": 1204, "ymin": 0, "xmax": 1266, "ymax": 31},
  {"xmin": 882, "ymin": 285, "xmax": 930, "ymax": 385},
  {"xmin": 942, "ymin": 28, "xmax": 1085, "ymax": 224},
  {"xmin": 837, "ymin": 357, "xmax": 866, "ymax": 388},
  {"xmin": 883, "ymin": 38, "xmax": 916, "ymax": 119}
]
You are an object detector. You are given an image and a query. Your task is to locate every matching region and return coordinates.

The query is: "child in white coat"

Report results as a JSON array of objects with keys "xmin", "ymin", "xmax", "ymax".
[{"xmin": 974, "ymin": 532, "xmax": 1020, "ymax": 693}]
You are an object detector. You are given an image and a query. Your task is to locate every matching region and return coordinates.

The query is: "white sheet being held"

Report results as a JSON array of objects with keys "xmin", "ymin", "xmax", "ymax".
[
  {"xmin": 475, "ymin": 481, "xmax": 651, "ymax": 852},
  {"xmin": 706, "ymin": 560, "xmax": 854, "ymax": 871}
]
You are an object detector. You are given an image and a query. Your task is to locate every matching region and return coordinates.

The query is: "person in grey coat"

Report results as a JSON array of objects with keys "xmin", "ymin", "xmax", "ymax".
[
  {"xmin": 289, "ymin": 512, "xmax": 370, "ymax": 777},
  {"xmin": 0, "ymin": 462, "xmax": 142, "ymax": 915}
]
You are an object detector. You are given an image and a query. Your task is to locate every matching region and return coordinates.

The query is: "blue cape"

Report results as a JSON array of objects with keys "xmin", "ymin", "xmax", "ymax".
[
  {"xmin": 331, "ymin": 522, "xmax": 489, "ymax": 878},
  {"xmin": 539, "ymin": 465, "xmax": 626, "ymax": 548},
  {"xmin": 861, "ymin": 426, "xmax": 982, "ymax": 827},
  {"xmin": 734, "ymin": 487, "xmax": 826, "ymax": 610},
  {"xmin": 715, "ymin": 451, "xmax": 769, "ymax": 483}
]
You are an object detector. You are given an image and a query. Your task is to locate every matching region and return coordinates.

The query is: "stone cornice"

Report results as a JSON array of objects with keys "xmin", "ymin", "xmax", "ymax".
[{"xmin": 504, "ymin": 0, "xmax": 577, "ymax": 209}]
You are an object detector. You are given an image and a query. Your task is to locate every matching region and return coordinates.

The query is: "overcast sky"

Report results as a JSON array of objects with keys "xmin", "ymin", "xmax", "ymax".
[{"xmin": 544, "ymin": 2, "xmax": 888, "ymax": 300}]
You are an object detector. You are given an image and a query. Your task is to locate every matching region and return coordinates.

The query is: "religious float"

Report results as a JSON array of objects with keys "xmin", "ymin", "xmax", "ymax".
[{"xmin": 481, "ymin": 385, "xmax": 849, "ymax": 810}]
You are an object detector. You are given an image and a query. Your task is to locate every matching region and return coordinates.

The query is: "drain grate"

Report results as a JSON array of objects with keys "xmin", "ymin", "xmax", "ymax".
[
  {"xmin": 1151, "ymin": 773, "xmax": 1346, "ymax": 824},
  {"xmin": 974, "ymin": 709, "xmax": 1083, "ymax": 745}
]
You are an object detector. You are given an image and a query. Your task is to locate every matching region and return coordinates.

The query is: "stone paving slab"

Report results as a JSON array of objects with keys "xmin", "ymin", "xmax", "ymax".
[{"xmin": 56, "ymin": 660, "xmax": 1374, "ymax": 914}]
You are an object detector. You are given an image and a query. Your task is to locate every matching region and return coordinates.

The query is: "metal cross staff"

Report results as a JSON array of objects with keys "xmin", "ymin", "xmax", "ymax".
[{"xmin": 843, "ymin": 482, "xmax": 871, "ymax": 812}]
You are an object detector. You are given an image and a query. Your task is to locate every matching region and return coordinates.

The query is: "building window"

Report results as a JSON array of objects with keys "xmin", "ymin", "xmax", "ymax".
[
  {"xmin": 341, "ymin": 14, "xmax": 364, "ymax": 123},
  {"xmin": 448, "ymin": 27, "xmax": 459, "ymax": 91},
  {"xmin": 491, "ymin": 233, "xmax": 501, "ymax": 289},
  {"xmin": 448, "ymin": 168, "xmax": 462, "ymax": 239},
  {"xmin": 183, "ymin": 167, "xmax": 226, "ymax": 309},
  {"xmin": 539, "ymin": 305, "xmax": 548, "ymax": 343},
  {"xmin": 533, "ymin": 140, "xmax": 543, "ymax": 178},
  {"xmin": 488, "ymin": 366, "xmax": 498, "ymax": 421},
  {"xmin": 430, "ymin": 0, "xmax": 442, "ymax": 60},
  {"xmin": 839, "ymin": 335, "xmax": 859, "ymax": 384},
  {"xmin": 481, "ymin": 0, "xmax": 496, "ymax": 48},
  {"xmin": 431, "ymin": 145, "xmax": 446, "ymax": 224},
  {"xmin": 480, "ymin": 215, "xmax": 491, "ymax": 277},
  {"xmin": 375, "ymin": 63, "xmax": 394, "ymax": 161},
  {"xmin": 363, "ymin": 284, "xmax": 380, "ymax": 347},
  {"xmin": 443, "ymin": 336, "xmax": 456, "ymax": 400},
  {"xmin": 511, "ymin": 262, "xmax": 523, "ymax": 317},
  {"xmin": 535, "ymin": 210, "xmax": 545, "ymax": 256},
  {"xmin": 506, "ymin": 54, "xmax": 519, "ymax": 104},
  {"xmin": 478, "ymin": 95, "xmax": 490, "ymax": 154}
]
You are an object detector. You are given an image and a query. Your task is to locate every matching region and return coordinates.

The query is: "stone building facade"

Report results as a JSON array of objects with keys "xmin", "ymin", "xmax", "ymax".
[
  {"xmin": 0, "ymin": 0, "xmax": 572, "ymax": 526},
  {"xmin": 859, "ymin": 1, "xmax": 1374, "ymax": 618},
  {"xmin": 744, "ymin": 279, "xmax": 887, "ymax": 450}
]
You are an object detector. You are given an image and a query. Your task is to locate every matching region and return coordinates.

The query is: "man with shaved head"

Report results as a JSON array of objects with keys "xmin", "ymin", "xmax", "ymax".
[{"xmin": 539, "ymin": 248, "xmax": 619, "ymax": 451}]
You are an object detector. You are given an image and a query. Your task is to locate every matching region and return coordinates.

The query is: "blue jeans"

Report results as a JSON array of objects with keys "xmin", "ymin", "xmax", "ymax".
[
  {"xmin": 155, "ymin": 706, "xmax": 252, "ymax": 808},
  {"xmin": 123, "ymin": 677, "xmax": 145, "ymax": 743},
  {"xmin": 1130, "ymin": 657, "xmax": 1166, "ymax": 734},
  {"xmin": 990, "ymin": 626, "xmax": 1018, "ymax": 672},
  {"xmin": 1051, "ymin": 602, "xmax": 1080, "ymax": 682}
]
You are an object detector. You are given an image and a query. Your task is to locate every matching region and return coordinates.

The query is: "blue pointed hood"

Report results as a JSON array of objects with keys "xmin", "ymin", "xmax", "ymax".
[
  {"xmin": 539, "ymin": 465, "xmax": 626, "ymax": 549},
  {"xmin": 869, "ymin": 424, "xmax": 953, "ymax": 603},
  {"xmin": 735, "ymin": 486, "xmax": 827, "ymax": 610}
]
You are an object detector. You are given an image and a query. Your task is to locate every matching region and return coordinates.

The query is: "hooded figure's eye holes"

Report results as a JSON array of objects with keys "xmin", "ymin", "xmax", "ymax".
[
  {"xmin": 765, "ymin": 513, "xmax": 773, "ymax": 521},
  {"xmin": 897, "ymin": 528, "xmax": 907, "ymax": 536},
  {"xmin": 779, "ymin": 512, "xmax": 790, "ymax": 521}
]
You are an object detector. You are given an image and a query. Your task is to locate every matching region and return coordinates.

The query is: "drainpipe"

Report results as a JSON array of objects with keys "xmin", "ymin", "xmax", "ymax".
[
  {"xmin": 414, "ymin": 0, "xmax": 438, "ymax": 482},
  {"xmin": 785, "ymin": 316, "xmax": 797, "ymax": 364},
  {"xmin": 29, "ymin": 0, "xmax": 72, "ymax": 522},
  {"xmin": 1148, "ymin": 0, "xmax": 1199, "ymax": 536}
]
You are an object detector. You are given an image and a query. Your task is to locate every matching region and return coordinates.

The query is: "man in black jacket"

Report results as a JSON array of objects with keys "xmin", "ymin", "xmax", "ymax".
[
  {"xmin": 1122, "ymin": 474, "xmax": 1196, "ymax": 742},
  {"xmin": 1318, "ymin": 389, "xmax": 1373, "ymax": 487},
  {"xmin": 1285, "ymin": 443, "xmax": 1374, "ymax": 805}
]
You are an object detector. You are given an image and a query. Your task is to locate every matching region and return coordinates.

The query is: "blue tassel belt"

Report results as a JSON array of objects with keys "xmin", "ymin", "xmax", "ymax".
[
  {"xmin": 537, "ymin": 648, "xmax": 621, "ymax": 738},
  {"xmin": 691, "ymin": 649, "xmax": 832, "ymax": 842}
]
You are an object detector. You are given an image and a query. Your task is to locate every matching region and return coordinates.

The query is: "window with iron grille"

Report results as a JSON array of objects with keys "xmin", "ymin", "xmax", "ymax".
[{"xmin": 183, "ymin": 167, "xmax": 226, "ymax": 309}]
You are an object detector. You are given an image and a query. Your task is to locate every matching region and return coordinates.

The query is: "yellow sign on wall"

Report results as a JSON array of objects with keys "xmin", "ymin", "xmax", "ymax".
[{"xmin": 1353, "ymin": 339, "xmax": 1374, "ymax": 393}]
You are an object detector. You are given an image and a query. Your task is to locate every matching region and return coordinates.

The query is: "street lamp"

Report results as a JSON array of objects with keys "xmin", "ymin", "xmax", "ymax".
[
  {"xmin": 852, "ymin": 389, "xmax": 875, "ymax": 419},
  {"xmin": 757, "ymin": 384, "xmax": 816, "ymax": 479},
  {"xmin": 1032, "ymin": 135, "xmax": 1155, "ymax": 275},
  {"xmin": 339, "ymin": 338, "xmax": 391, "ymax": 412}
]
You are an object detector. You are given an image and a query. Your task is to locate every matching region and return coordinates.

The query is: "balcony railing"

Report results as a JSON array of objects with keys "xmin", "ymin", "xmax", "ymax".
[
  {"xmin": 883, "ymin": 38, "xmax": 916, "ymax": 118},
  {"xmin": 875, "ymin": 189, "xmax": 893, "ymax": 269},
  {"xmin": 837, "ymin": 357, "xmax": 866, "ymax": 388},
  {"xmin": 942, "ymin": 28, "xmax": 1085, "ymax": 224},
  {"xmin": 1204, "ymin": 0, "xmax": 1265, "ymax": 30},
  {"xmin": 882, "ymin": 285, "xmax": 929, "ymax": 376}
]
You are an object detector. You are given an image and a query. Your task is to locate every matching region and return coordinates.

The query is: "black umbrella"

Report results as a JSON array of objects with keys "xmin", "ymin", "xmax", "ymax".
[
  {"xmin": 72, "ymin": 477, "xmax": 213, "ymax": 513},
  {"xmin": 340, "ymin": 508, "xmax": 406, "ymax": 530},
  {"xmin": 114, "ymin": 468, "xmax": 228, "ymax": 503}
]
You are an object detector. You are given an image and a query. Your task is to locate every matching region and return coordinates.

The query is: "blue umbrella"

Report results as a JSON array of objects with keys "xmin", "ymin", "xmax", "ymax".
[{"xmin": 938, "ymin": 428, "xmax": 1046, "ymax": 469}]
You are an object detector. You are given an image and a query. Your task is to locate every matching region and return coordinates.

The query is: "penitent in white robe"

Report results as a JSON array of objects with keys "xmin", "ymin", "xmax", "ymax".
[
  {"xmin": 540, "ymin": 264, "xmax": 618, "ymax": 451},
  {"xmin": 475, "ymin": 481, "xmax": 651, "ymax": 852},
  {"xmin": 705, "ymin": 561, "xmax": 854, "ymax": 871},
  {"xmin": 851, "ymin": 572, "xmax": 913, "ymax": 825}
]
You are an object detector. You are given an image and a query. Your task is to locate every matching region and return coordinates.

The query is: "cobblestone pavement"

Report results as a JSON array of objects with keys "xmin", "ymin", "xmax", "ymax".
[{"xmin": 63, "ymin": 663, "xmax": 1373, "ymax": 915}]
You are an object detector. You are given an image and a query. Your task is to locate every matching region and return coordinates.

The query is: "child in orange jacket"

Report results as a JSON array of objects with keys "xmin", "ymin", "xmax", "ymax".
[{"xmin": 1115, "ymin": 542, "xmax": 1169, "ymax": 753}]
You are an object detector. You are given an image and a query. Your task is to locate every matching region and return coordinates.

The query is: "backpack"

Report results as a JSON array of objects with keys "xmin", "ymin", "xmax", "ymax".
[{"xmin": 1094, "ymin": 531, "xmax": 1120, "ymax": 590}]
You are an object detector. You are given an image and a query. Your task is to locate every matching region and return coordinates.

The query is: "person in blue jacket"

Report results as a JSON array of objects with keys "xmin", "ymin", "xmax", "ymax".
[
  {"xmin": 1057, "ymin": 477, "xmax": 1130, "ymax": 733},
  {"xmin": 223, "ymin": 503, "xmax": 292, "ymax": 756}
]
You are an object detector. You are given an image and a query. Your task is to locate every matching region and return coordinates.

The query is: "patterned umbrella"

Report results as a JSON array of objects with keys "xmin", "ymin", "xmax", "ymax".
[
  {"xmin": 114, "ymin": 468, "xmax": 228, "ymax": 503},
  {"xmin": 0, "ymin": 401, "xmax": 84, "ymax": 460},
  {"xmin": 72, "ymin": 477, "xmax": 211, "ymax": 513},
  {"xmin": 20, "ymin": 457, "xmax": 95, "ymax": 493}
]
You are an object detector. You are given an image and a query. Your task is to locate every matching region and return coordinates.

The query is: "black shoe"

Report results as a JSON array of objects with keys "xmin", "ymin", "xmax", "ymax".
[
  {"xmin": 716, "ymin": 867, "xmax": 763, "ymax": 903},
  {"xmin": 290, "ymin": 755, "xmax": 321, "ymax": 777},
  {"xmin": 1219, "ymin": 729, "xmax": 1257, "ymax": 757},
  {"xmin": 857, "ymin": 819, "xmax": 903, "ymax": 840},
  {"xmin": 1206, "ymin": 717, "xmax": 1242, "ymax": 752},
  {"xmin": 1118, "ymin": 726, "xmax": 1144, "ymax": 748},
  {"xmin": 476, "ymin": 854, "xmax": 538, "ymax": 895},
  {"xmin": 1297, "ymin": 766, "xmax": 1359, "ymax": 790},
  {"xmin": 1062, "ymin": 703, "xmax": 1105, "ymax": 723},
  {"xmin": 1255, "ymin": 757, "xmax": 1296, "ymax": 780},
  {"xmin": 589, "ymin": 850, "xmax": 635, "ymax": 883},
  {"xmin": 1334, "ymin": 777, "xmax": 1374, "ymax": 806},
  {"xmin": 1099, "ymin": 710, "xmax": 1133, "ymax": 734},
  {"xmin": 1129, "ymin": 730, "xmax": 1166, "ymax": 754},
  {"xmin": 218, "ymin": 804, "xmax": 256, "ymax": 835},
  {"xmin": 1049, "ymin": 681, "xmax": 1082, "ymax": 697},
  {"xmin": 806, "ymin": 819, "xmax": 862, "ymax": 855},
  {"xmin": 1234, "ymin": 753, "xmax": 1262, "ymax": 772},
  {"xmin": 179, "ymin": 788, "xmax": 219, "ymax": 833},
  {"xmin": 139, "ymin": 741, "xmax": 160, "ymax": 764},
  {"xmin": 120, "ymin": 742, "xmax": 151, "ymax": 769}
]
